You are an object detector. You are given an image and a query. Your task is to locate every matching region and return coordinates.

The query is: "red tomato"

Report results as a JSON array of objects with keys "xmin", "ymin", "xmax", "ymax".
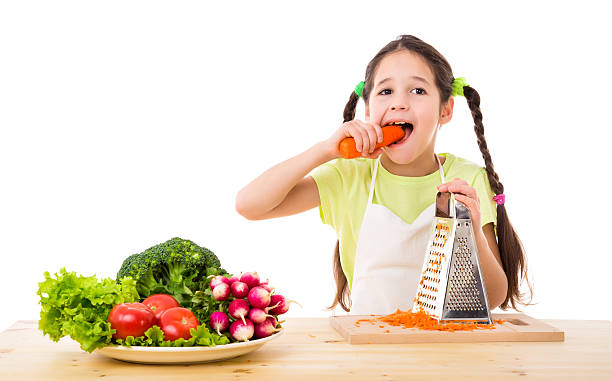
[
  {"xmin": 108, "ymin": 303, "xmax": 156, "ymax": 340},
  {"xmin": 142, "ymin": 294, "xmax": 180, "ymax": 321},
  {"xmin": 158, "ymin": 307, "xmax": 200, "ymax": 341}
]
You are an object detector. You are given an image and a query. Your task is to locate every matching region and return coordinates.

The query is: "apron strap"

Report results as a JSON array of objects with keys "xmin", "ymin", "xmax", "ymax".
[
  {"xmin": 366, "ymin": 154, "xmax": 447, "ymax": 210},
  {"xmin": 367, "ymin": 159, "xmax": 380, "ymax": 206},
  {"xmin": 360, "ymin": 158, "xmax": 381, "ymax": 225},
  {"xmin": 435, "ymin": 154, "xmax": 445, "ymax": 184},
  {"xmin": 435, "ymin": 154, "xmax": 456, "ymax": 218}
]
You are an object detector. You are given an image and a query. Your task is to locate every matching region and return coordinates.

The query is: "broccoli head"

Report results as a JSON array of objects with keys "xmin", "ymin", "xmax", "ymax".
[{"xmin": 116, "ymin": 237, "xmax": 227, "ymax": 307}]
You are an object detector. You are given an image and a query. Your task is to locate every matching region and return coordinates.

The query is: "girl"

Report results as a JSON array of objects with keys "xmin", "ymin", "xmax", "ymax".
[{"xmin": 236, "ymin": 35, "xmax": 533, "ymax": 315}]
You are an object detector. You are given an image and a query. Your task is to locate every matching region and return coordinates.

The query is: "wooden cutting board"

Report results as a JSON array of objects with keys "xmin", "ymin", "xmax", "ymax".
[{"xmin": 330, "ymin": 313, "xmax": 565, "ymax": 344}]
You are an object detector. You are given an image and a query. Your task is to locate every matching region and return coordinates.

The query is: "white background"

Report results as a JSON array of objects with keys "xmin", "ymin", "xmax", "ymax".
[{"xmin": 1, "ymin": 1, "xmax": 610, "ymax": 333}]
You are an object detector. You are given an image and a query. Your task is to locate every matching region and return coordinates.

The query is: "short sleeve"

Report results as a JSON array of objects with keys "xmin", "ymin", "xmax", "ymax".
[
  {"xmin": 310, "ymin": 161, "xmax": 344, "ymax": 228},
  {"xmin": 471, "ymin": 167, "xmax": 497, "ymax": 229}
]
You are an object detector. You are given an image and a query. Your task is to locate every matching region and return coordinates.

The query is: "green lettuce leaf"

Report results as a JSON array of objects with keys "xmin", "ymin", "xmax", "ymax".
[
  {"xmin": 114, "ymin": 324, "xmax": 230, "ymax": 347},
  {"xmin": 37, "ymin": 268, "xmax": 139, "ymax": 353}
]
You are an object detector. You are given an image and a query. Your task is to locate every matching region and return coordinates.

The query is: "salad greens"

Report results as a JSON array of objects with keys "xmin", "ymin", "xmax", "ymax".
[
  {"xmin": 37, "ymin": 268, "xmax": 139, "ymax": 353},
  {"xmin": 115, "ymin": 325, "xmax": 230, "ymax": 347}
]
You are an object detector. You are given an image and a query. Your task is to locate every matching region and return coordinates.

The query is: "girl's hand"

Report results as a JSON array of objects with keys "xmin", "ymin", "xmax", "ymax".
[
  {"xmin": 324, "ymin": 119, "xmax": 384, "ymax": 159},
  {"xmin": 437, "ymin": 178, "xmax": 482, "ymax": 232}
]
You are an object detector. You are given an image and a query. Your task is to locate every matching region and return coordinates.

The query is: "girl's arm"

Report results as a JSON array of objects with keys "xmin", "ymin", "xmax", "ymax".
[
  {"xmin": 235, "ymin": 120, "xmax": 384, "ymax": 220},
  {"xmin": 235, "ymin": 141, "xmax": 332, "ymax": 220}
]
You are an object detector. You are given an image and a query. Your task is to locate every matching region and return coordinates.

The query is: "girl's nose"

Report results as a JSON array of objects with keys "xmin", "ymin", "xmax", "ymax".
[{"xmin": 391, "ymin": 96, "xmax": 410, "ymax": 111}]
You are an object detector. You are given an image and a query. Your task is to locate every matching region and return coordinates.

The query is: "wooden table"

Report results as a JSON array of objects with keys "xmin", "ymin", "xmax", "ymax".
[{"xmin": 1, "ymin": 317, "xmax": 611, "ymax": 380}]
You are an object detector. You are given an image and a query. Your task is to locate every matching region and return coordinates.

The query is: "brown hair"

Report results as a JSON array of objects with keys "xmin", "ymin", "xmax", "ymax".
[{"xmin": 328, "ymin": 35, "xmax": 534, "ymax": 313}]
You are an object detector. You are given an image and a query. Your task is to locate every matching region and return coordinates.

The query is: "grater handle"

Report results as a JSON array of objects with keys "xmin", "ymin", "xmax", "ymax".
[
  {"xmin": 454, "ymin": 199, "xmax": 471, "ymax": 219},
  {"xmin": 435, "ymin": 192, "xmax": 457, "ymax": 218}
]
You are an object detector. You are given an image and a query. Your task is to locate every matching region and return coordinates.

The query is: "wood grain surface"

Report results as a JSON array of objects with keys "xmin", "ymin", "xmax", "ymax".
[
  {"xmin": 330, "ymin": 313, "xmax": 565, "ymax": 344},
  {"xmin": 1, "ymin": 316, "xmax": 611, "ymax": 380}
]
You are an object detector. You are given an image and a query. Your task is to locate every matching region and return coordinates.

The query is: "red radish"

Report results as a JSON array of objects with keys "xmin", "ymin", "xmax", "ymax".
[
  {"xmin": 268, "ymin": 294, "xmax": 302, "ymax": 315},
  {"xmin": 208, "ymin": 275, "xmax": 230, "ymax": 290},
  {"xmin": 265, "ymin": 303, "xmax": 280, "ymax": 313},
  {"xmin": 212, "ymin": 282, "xmax": 230, "ymax": 301},
  {"xmin": 248, "ymin": 308, "xmax": 274, "ymax": 325},
  {"xmin": 240, "ymin": 272, "xmax": 260, "ymax": 289},
  {"xmin": 247, "ymin": 286, "xmax": 271, "ymax": 309},
  {"xmin": 259, "ymin": 280, "xmax": 275, "ymax": 293},
  {"xmin": 230, "ymin": 281, "xmax": 249, "ymax": 299},
  {"xmin": 230, "ymin": 319, "xmax": 254, "ymax": 342},
  {"xmin": 248, "ymin": 286, "xmax": 271, "ymax": 309},
  {"xmin": 209, "ymin": 311, "xmax": 230, "ymax": 335},
  {"xmin": 228, "ymin": 299, "xmax": 249, "ymax": 325},
  {"xmin": 228, "ymin": 274, "xmax": 241, "ymax": 284},
  {"xmin": 254, "ymin": 316, "xmax": 282, "ymax": 339},
  {"xmin": 265, "ymin": 315, "xmax": 284, "ymax": 329},
  {"xmin": 266, "ymin": 315, "xmax": 278, "ymax": 327}
]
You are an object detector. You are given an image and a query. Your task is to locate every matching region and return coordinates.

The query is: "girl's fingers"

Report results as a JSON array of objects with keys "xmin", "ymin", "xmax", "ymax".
[
  {"xmin": 438, "ymin": 179, "xmax": 481, "ymax": 224},
  {"xmin": 363, "ymin": 147, "xmax": 383, "ymax": 159},
  {"xmin": 363, "ymin": 124, "xmax": 380, "ymax": 153},
  {"xmin": 357, "ymin": 125, "xmax": 371, "ymax": 154},
  {"xmin": 339, "ymin": 119, "xmax": 383, "ymax": 155},
  {"xmin": 354, "ymin": 120, "xmax": 378, "ymax": 154},
  {"xmin": 347, "ymin": 125, "xmax": 367, "ymax": 153},
  {"xmin": 454, "ymin": 194, "xmax": 480, "ymax": 223},
  {"xmin": 349, "ymin": 123, "xmax": 368, "ymax": 153},
  {"xmin": 454, "ymin": 193, "xmax": 477, "ymax": 209},
  {"xmin": 437, "ymin": 179, "xmax": 478, "ymax": 200},
  {"xmin": 368, "ymin": 121, "xmax": 384, "ymax": 144}
]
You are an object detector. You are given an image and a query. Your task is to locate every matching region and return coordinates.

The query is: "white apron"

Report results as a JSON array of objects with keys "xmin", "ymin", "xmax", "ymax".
[{"xmin": 349, "ymin": 154, "xmax": 446, "ymax": 315}]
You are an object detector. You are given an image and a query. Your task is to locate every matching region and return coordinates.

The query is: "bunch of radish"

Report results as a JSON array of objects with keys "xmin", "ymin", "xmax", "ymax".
[{"xmin": 207, "ymin": 272, "xmax": 301, "ymax": 342}]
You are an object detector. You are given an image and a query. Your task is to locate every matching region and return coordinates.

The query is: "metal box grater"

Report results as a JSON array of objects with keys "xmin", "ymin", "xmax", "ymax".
[{"xmin": 411, "ymin": 192, "xmax": 493, "ymax": 324}]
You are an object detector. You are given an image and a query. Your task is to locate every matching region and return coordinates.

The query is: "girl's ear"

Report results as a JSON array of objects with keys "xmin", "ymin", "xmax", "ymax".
[
  {"xmin": 439, "ymin": 97, "xmax": 454, "ymax": 125},
  {"xmin": 364, "ymin": 103, "xmax": 370, "ymax": 121}
]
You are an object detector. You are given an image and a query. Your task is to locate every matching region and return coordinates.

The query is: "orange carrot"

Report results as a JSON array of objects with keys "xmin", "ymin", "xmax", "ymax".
[
  {"xmin": 354, "ymin": 308, "xmax": 506, "ymax": 332},
  {"xmin": 339, "ymin": 125, "xmax": 405, "ymax": 159}
]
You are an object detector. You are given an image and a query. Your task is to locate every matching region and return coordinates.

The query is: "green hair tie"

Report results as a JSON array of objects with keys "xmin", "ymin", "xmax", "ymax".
[
  {"xmin": 354, "ymin": 81, "xmax": 365, "ymax": 98},
  {"xmin": 451, "ymin": 77, "xmax": 469, "ymax": 97}
]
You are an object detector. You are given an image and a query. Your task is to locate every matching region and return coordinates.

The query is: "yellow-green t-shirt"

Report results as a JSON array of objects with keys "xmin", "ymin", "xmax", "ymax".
[{"xmin": 310, "ymin": 152, "xmax": 497, "ymax": 289}]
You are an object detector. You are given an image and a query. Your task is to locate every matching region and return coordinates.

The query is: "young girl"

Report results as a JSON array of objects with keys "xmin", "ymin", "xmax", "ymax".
[{"xmin": 236, "ymin": 35, "xmax": 533, "ymax": 315}]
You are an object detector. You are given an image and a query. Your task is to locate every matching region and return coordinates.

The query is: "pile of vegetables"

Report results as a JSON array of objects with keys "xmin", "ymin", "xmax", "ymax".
[
  {"xmin": 37, "ymin": 238, "xmax": 296, "ymax": 353},
  {"xmin": 206, "ymin": 272, "xmax": 301, "ymax": 341}
]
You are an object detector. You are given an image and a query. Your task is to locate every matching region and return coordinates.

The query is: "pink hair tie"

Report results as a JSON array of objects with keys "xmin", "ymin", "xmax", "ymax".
[{"xmin": 492, "ymin": 194, "xmax": 505, "ymax": 205}]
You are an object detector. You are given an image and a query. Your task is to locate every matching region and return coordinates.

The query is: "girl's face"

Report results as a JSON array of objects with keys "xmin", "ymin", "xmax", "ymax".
[{"xmin": 365, "ymin": 50, "xmax": 453, "ymax": 168}]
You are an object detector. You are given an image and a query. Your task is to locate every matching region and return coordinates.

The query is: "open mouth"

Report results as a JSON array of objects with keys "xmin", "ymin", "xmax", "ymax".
[{"xmin": 383, "ymin": 121, "xmax": 413, "ymax": 146}]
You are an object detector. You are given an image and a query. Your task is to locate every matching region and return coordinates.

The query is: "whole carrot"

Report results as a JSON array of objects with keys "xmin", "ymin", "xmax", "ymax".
[{"xmin": 338, "ymin": 125, "xmax": 405, "ymax": 159}]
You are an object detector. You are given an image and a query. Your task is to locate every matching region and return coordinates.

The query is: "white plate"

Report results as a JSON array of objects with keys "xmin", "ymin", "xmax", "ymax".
[{"xmin": 95, "ymin": 329, "xmax": 284, "ymax": 364}]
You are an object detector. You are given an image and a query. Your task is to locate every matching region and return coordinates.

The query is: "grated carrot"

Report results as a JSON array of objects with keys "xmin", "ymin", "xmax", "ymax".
[{"xmin": 353, "ymin": 308, "xmax": 506, "ymax": 332}]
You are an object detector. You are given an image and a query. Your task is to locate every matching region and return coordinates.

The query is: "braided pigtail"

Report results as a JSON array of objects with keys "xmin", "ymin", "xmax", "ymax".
[
  {"xmin": 463, "ymin": 85, "xmax": 535, "ymax": 311},
  {"xmin": 328, "ymin": 90, "xmax": 361, "ymax": 312},
  {"xmin": 329, "ymin": 240, "xmax": 351, "ymax": 312},
  {"xmin": 343, "ymin": 91, "xmax": 360, "ymax": 123}
]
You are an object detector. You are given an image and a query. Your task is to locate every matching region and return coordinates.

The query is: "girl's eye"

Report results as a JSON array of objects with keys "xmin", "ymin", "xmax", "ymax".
[{"xmin": 378, "ymin": 88, "xmax": 427, "ymax": 95}]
